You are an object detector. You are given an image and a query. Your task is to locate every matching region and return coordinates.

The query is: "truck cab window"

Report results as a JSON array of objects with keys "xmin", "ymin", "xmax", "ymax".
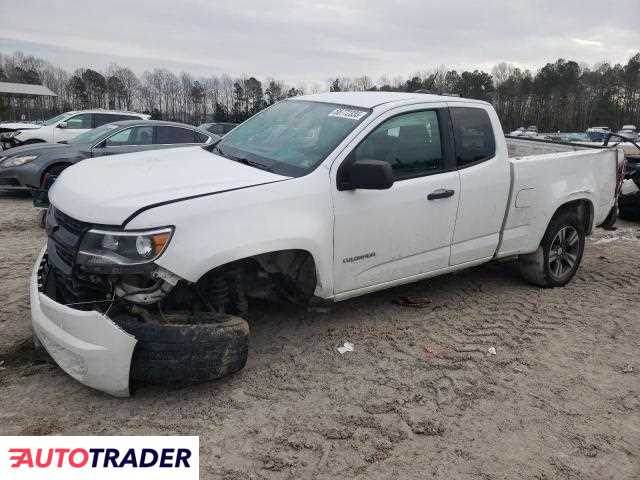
[
  {"xmin": 354, "ymin": 110, "xmax": 443, "ymax": 179},
  {"xmin": 451, "ymin": 107, "xmax": 496, "ymax": 167}
]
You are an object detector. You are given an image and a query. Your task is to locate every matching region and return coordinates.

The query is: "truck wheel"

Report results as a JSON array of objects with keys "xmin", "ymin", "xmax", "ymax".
[
  {"xmin": 114, "ymin": 313, "xmax": 249, "ymax": 386},
  {"xmin": 518, "ymin": 210, "xmax": 585, "ymax": 287}
]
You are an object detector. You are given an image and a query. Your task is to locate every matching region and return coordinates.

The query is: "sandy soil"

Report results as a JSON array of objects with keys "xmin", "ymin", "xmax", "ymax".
[{"xmin": 0, "ymin": 191, "xmax": 638, "ymax": 479}]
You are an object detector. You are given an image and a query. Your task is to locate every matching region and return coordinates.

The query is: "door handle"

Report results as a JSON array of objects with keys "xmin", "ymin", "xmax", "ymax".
[{"xmin": 428, "ymin": 189, "xmax": 455, "ymax": 200}]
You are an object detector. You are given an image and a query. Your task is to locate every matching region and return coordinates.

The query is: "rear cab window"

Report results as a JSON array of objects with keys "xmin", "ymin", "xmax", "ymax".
[{"xmin": 450, "ymin": 107, "xmax": 496, "ymax": 167}]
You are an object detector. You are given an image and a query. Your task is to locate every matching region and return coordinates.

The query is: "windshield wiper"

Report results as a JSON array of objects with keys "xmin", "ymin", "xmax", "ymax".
[
  {"xmin": 211, "ymin": 143, "xmax": 273, "ymax": 172},
  {"xmin": 228, "ymin": 155, "xmax": 273, "ymax": 172}
]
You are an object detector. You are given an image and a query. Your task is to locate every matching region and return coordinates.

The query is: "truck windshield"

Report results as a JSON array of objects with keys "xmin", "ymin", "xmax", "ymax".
[{"xmin": 214, "ymin": 100, "xmax": 371, "ymax": 176}]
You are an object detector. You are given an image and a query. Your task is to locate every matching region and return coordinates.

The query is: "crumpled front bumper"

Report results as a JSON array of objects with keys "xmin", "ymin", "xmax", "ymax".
[{"xmin": 29, "ymin": 247, "xmax": 137, "ymax": 397}]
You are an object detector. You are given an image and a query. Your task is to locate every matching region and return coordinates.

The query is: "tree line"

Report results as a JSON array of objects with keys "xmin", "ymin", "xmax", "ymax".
[{"xmin": 0, "ymin": 50, "xmax": 638, "ymax": 132}]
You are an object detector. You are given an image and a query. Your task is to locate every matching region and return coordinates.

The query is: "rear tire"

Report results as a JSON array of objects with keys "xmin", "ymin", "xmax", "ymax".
[
  {"xmin": 114, "ymin": 313, "xmax": 249, "ymax": 386},
  {"xmin": 519, "ymin": 210, "xmax": 585, "ymax": 287}
]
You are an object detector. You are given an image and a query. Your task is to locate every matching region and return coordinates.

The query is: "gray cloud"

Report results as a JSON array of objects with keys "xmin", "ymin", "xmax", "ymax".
[{"xmin": 1, "ymin": 0, "xmax": 638, "ymax": 85}]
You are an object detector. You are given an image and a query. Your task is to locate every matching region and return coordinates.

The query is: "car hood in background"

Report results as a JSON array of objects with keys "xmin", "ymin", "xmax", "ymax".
[
  {"xmin": 0, "ymin": 122, "xmax": 42, "ymax": 131},
  {"xmin": 0, "ymin": 143, "xmax": 70, "ymax": 159},
  {"xmin": 49, "ymin": 146, "xmax": 289, "ymax": 225}
]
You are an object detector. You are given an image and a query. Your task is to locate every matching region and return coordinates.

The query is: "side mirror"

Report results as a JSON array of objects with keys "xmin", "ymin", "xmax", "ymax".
[
  {"xmin": 344, "ymin": 159, "xmax": 394, "ymax": 190},
  {"xmin": 57, "ymin": 122, "xmax": 67, "ymax": 129}
]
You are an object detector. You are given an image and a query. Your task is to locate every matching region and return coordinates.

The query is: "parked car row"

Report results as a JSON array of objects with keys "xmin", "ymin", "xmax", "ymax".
[
  {"xmin": 0, "ymin": 109, "xmax": 151, "ymax": 149},
  {"xmin": 0, "ymin": 120, "xmax": 216, "ymax": 197}
]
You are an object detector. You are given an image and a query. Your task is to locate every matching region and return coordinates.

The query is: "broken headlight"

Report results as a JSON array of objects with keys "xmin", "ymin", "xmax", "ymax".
[{"xmin": 77, "ymin": 227, "xmax": 174, "ymax": 269}]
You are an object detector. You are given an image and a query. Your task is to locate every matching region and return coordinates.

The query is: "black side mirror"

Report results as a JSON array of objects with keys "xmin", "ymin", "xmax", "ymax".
[{"xmin": 343, "ymin": 159, "xmax": 394, "ymax": 190}]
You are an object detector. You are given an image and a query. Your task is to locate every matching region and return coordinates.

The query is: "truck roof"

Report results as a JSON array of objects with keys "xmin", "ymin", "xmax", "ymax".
[{"xmin": 294, "ymin": 91, "xmax": 487, "ymax": 109}]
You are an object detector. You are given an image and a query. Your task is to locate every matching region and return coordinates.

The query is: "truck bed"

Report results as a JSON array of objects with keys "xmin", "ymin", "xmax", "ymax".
[
  {"xmin": 506, "ymin": 136, "xmax": 598, "ymax": 157},
  {"xmin": 499, "ymin": 137, "xmax": 623, "ymax": 258}
]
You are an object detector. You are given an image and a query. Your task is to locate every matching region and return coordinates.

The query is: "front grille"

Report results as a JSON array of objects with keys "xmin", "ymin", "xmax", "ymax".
[
  {"xmin": 56, "ymin": 244, "xmax": 75, "ymax": 266},
  {"xmin": 54, "ymin": 208, "xmax": 88, "ymax": 236},
  {"xmin": 46, "ymin": 207, "xmax": 90, "ymax": 274}
]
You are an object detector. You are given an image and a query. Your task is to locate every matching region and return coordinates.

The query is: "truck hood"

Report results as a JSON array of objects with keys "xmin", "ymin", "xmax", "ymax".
[{"xmin": 49, "ymin": 146, "xmax": 289, "ymax": 225}]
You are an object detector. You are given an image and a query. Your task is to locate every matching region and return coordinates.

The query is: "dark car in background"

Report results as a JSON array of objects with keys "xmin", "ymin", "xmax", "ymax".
[
  {"xmin": 198, "ymin": 122, "xmax": 237, "ymax": 136},
  {"xmin": 0, "ymin": 120, "xmax": 214, "ymax": 196}
]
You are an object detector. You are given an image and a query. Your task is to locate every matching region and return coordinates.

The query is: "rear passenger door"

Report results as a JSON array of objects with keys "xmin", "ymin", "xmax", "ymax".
[
  {"xmin": 448, "ymin": 104, "xmax": 510, "ymax": 265},
  {"xmin": 332, "ymin": 106, "xmax": 460, "ymax": 294}
]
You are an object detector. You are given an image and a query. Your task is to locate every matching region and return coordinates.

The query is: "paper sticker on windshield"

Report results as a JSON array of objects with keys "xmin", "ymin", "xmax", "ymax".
[{"xmin": 328, "ymin": 108, "xmax": 368, "ymax": 121}]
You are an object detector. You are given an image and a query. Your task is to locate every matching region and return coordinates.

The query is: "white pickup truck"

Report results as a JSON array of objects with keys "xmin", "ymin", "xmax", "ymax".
[{"xmin": 31, "ymin": 92, "xmax": 625, "ymax": 396}]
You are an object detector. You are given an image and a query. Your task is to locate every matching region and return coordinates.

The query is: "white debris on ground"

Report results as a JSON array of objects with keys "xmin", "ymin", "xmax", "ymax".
[
  {"xmin": 337, "ymin": 342, "xmax": 354, "ymax": 354},
  {"xmin": 593, "ymin": 237, "xmax": 620, "ymax": 244},
  {"xmin": 591, "ymin": 226, "xmax": 640, "ymax": 245}
]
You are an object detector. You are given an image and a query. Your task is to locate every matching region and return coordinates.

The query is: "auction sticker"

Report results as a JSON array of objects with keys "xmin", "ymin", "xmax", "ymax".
[
  {"xmin": 328, "ymin": 108, "xmax": 368, "ymax": 120},
  {"xmin": 0, "ymin": 436, "xmax": 198, "ymax": 479}
]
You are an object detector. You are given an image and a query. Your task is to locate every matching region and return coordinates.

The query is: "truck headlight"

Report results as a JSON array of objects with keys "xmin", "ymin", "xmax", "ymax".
[
  {"xmin": 1, "ymin": 155, "xmax": 38, "ymax": 167},
  {"xmin": 77, "ymin": 227, "xmax": 174, "ymax": 268}
]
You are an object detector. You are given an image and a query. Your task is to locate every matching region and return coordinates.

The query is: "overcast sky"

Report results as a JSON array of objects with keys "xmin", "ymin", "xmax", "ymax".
[{"xmin": 1, "ymin": 0, "xmax": 638, "ymax": 88}]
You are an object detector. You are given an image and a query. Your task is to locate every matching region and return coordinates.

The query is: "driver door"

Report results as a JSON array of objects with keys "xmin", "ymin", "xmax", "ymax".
[{"xmin": 332, "ymin": 106, "xmax": 460, "ymax": 295}]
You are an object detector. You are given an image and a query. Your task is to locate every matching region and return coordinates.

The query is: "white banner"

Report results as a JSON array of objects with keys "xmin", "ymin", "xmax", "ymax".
[{"xmin": 0, "ymin": 436, "xmax": 198, "ymax": 480}]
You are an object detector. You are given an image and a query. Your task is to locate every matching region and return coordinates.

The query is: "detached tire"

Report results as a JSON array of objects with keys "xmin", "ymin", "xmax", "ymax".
[
  {"xmin": 518, "ymin": 210, "xmax": 585, "ymax": 287},
  {"xmin": 115, "ymin": 313, "xmax": 249, "ymax": 386}
]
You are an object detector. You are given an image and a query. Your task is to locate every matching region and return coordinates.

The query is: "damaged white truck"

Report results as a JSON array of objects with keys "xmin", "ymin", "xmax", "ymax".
[{"xmin": 31, "ymin": 92, "xmax": 625, "ymax": 396}]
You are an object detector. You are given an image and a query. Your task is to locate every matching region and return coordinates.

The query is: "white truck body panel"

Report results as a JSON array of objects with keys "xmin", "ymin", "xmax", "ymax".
[
  {"xmin": 32, "ymin": 92, "xmax": 623, "ymax": 395},
  {"xmin": 498, "ymin": 148, "xmax": 620, "ymax": 257}
]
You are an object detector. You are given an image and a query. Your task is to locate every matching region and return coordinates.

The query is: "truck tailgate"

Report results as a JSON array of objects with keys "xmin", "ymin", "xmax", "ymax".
[{"xmin": 497, "ymin": 148, "xmax": 624, "ymax": 258}]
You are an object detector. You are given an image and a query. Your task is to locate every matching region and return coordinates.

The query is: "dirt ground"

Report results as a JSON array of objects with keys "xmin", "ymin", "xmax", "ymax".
[{"xmin": 0, "ymin": 191, "xmax": 638, "ymax": 480}]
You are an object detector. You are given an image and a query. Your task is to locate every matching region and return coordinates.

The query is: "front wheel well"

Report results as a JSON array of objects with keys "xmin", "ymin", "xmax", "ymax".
[
  {"xmin": 210, "ymin": 249, "xmax": 318, "ymax": 297},
  {"xmin": 551, "ymin": 199, "xmax": 594, "ymax": 235},
  {"xmin": 177, "ymin": 250, "xmax": 319, "ymax": 315}
]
